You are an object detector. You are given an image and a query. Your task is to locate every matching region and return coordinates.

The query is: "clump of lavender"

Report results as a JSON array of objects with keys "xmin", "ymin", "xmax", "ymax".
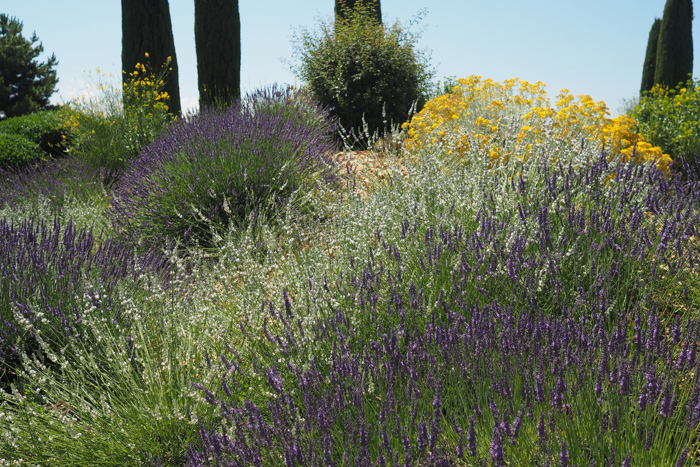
[
  {"xmin": 0, "ymin": 156, "xmax": 110, "ymax": 230},
  {"xmin": 188, "ymin": 260, "xmax": 699, "ymax": 465},
  {"xmin": 110, "ymin": 85, "xmax": 340, "ymax": 249},
  {"xmin": 185, "ymin": 141, "xmax": 700, "ymax": 464},
  {"xmin": 0, "ymin": 216, "xmax": 174, "ymax": 387}
]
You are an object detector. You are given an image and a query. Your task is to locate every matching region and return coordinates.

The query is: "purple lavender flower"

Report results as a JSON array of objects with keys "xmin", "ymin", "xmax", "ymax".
[
  {"xmin": 468, "ymin": 416, "xmax": 477, "ymax": 457},
  {"xmin": 608, "ymin": 445, "xmax": 615, "ymax": 467},
  {"xmin": 454, "ymin": 422, "xmax": 464, "ymax": 459},
  {"xmin": 559, "ymin": 441, "xmax": 569, "ymax": 467},
  {"xmin": 537, "ymin": 412, "xmax": 547, "ymax": 443},
  {"xmin": 674, "ymin": 447, "xmax": 689, "ymax": 467},
  {"xmin": 417, "ymin": 416, "xmax": 428, "ymax": 453},
  {"xmin": 511, "ymin": 407, "xmax": 523, "ymax": 439},
  {"xmin": 489, "ymin": 427, "xmax": 504, "ymax": 467}
]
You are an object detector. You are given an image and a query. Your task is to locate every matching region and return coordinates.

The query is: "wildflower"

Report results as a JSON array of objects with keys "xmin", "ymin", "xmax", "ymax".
[
  {"xmin": 559, "ymin": 441, "xmax": 569, "ymax": 467},
  {"xmin": 674, "ymin": 447, "xmax": 689, "ymax": 467},
  {"xmin": 490, "ymin": 427, "xmax": 504, "ymax": 467},
  {"xmin": 467, "ymin": 416, "xmax": 477, "ymax": 457}
]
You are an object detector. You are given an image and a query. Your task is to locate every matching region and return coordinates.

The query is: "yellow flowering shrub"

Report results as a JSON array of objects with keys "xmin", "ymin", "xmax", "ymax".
[
  {"xmin": 631, "ymin": 78, "xmax": 700, "ymax": 172},
  {"xmin": 62, "ymin": 54, "xmax": 174, "ymax": 177},
  {"xmin": 403, "ymin": 75, "xmax": 672, "ymax": 175}
]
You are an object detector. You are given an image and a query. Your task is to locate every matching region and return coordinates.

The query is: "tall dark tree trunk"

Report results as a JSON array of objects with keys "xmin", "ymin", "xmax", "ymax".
[
  {"xmin": 335, "ymin": 0, "xmax": 382, "ymax": 24},
  {"xmin": 640, "ymin": 18, "xmax": 662, "ymax": 94},
  {"xmin": 121, "ymin": 0, "xmax": 181, "ymax": 116},
  {"xmin": 654, "ymin": 0, "xmax": 693, "ymax": 89},
  {"xmin": 194, "ymin": 0, "xmax": 241, "ymax": 107}
]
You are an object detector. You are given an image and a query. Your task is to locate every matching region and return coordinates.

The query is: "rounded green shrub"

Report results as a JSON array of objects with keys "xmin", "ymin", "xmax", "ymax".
[
  {"xmin": 293, "ymin": 4, "xmax": 434, "ymax": 141},
  {"xmin": 0, "ymin": 132, "xmax": 44, "ymax": 168},
  {"xmin": 0, "ymin": 109, "xmax": 71, "ymax": 157}
]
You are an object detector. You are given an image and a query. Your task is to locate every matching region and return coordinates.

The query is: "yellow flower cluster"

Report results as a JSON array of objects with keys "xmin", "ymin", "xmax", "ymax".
[
  {"xmin": 402, "ymin": 76, "xmax": 672, "ymax": 174},
  {"xmin": 61, "ymin": 53, "xmax": 175, "ymax": 164},
  {"xmin": 123, "ymin": 56, "xmax": 172, "ymax": 114}
]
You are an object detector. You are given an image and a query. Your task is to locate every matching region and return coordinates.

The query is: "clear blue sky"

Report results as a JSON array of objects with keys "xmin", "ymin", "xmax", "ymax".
[{"xmin": 5, "ymin": 0, "xmax": 699, "ymax": 116}]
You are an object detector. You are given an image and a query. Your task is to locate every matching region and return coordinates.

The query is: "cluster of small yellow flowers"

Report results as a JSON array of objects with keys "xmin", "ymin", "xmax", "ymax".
[
  {"xmin": 123, "ymin": 55, "xmax": 172, "ymax": 114},
  {"xmin": 403, "ymin": 76, "xmax": 672, "ymax": 175},
  {"xmin": 60, "ymin": 53, "xmax": 175, "ymax": 163}
]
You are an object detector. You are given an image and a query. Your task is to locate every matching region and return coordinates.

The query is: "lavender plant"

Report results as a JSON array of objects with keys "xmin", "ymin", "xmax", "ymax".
[
  {"xmin": 110, "ymin": 85, "xmax": 340, "ymax": 250},
  {"xmin": 188, "ymin": 278, "xmax": 700, "ymax": 465},
  {"xmin": 0, "ymin": 216, "xmax": 173, "ymax": 389},
  {"xmin": 0, "ymin": 156, "xmax": 110, "ymax": 231},
  {"xmin": 187, "ymin": 142, "xmax": 700, "ymax": 465}
]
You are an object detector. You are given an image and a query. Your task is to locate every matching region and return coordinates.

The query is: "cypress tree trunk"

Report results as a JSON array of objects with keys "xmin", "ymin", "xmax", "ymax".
[
  {"xmin": 121, "ymin": 0, "xmax": 181, "ymax": 115},
  {"xmin": 194, "ymin": 0, "xmax": 241, "ymax": 107},
  {"xmin": 640, "ymin": 18, "xmax": 662, "ymax": 94},
  {"xmin": 335, "ymin": 0, "xmax": 382, "ymax": 24},
  {"xmin": 654, "ymin": 0, "xmax": 693, "ymax": 89}
]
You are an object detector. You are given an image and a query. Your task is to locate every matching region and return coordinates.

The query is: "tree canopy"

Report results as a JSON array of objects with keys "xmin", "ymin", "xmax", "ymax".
[
  {"xmin": 653, "ymin": 0, "xmax": 694, "ymax": 89},
  {"xmin": 0, "ymin": 14, "xmax": 58, "ymax": 119}
]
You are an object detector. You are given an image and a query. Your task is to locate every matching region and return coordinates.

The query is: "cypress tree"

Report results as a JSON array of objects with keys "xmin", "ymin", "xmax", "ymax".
[
  {"xmin": 121, "ymin": 0, "xmax": 181, "ymax": 116},
  {"xmin": 194, "ymin": 0, "xmax": 241, "ymax": 107},
  {"xmin": 335, "ymin": 0, "xmax": 382, "ymax": 24},
  {"xmin": 654, "ymin": 0, "xmax": 693, "ymax": 89},
  {"xmin": 640, "ymin": 18, "xmax": 662, "ymax": 94}
]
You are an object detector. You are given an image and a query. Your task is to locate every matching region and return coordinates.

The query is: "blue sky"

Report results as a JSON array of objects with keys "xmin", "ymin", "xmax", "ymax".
[{"xmin": 5, "ymin": 0, "xmax": 699, "ymax": 116}]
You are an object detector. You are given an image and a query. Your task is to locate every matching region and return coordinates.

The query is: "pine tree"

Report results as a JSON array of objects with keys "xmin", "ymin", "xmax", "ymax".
[
  {"xmin": 0, "ymin": 14, "xmax": 58, "ymax": 119},
  {"xmin": 194, "ymin": 0, "xmax": 241, "ymax": 107},
  {"xmin": 335, "ymin": 0, "xmax": 382, "ymax": 24},
  {"xmin": 654, "ymin": 0, "xmax": 693, "ymax": 89},
  {"xmin": 640, "ymin": 18, "xmax": 662, "ymax": 94},
  {"xmin": 121, "ymin": 0, "xmax": 181, "ymax": 115}
]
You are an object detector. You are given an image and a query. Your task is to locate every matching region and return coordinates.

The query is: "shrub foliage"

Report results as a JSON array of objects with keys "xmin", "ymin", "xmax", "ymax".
[
  {"xmin": 63, "ymin": 61, "xmax": 173, "ymax": 179},
  {"xmin": 0, "ymin": 109, "xmax": 71, "ymax": 157},
  {"xmin": 403, "ymin": 76, "xmax": 672, "ymax": 174},
  {"xmin": 0, "ymin": 132, "xmax": 43, "ymax": 168},
  {"xmin": 293, "ymin": 4, "xmax": 433, "ymax": 139},
  {"xmin": 632, "ymin": 77, "xmax": 700, "ymax": 172}
]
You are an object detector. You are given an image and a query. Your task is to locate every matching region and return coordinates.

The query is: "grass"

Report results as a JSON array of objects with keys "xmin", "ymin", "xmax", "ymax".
[{"xmin": 0, "ymin": 76, "xmax": 699, "ymax": 466}]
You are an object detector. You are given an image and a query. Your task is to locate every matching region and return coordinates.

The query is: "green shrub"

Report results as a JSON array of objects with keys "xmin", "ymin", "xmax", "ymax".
[
  {"xmin": 0, "ymin": 132, "xmax": 44, "ymax": 168},
  {"xmin": 292, "ymin": 4, "xmax": 434, "ymax": 141},
  {"xmin": 631, "ymin": 77, "xmax": 700, "ymax": 172},
  {"xmin": 0, "ymin": 109, "xmax": 71, "ymax": 157}
]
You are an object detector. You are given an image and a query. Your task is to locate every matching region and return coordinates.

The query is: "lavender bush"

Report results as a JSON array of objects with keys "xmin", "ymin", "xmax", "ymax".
[
  {"xmin": 187, "ymin": 147, "xmax": 700, "ymax": 465},
  {"xmin": 0, "ymin": 216, "xmax": 173, "ymax": 388},
  {"xmin": 190, "ymin": 292, "xmax": 699, "ymax": 465},
  {"xmin": 0, "ymin": 157, "xmax": 110, "ymax": 230},
  {"xmin": 110, "ymin": 86, "xmax": 340, "ymax": 250}
]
